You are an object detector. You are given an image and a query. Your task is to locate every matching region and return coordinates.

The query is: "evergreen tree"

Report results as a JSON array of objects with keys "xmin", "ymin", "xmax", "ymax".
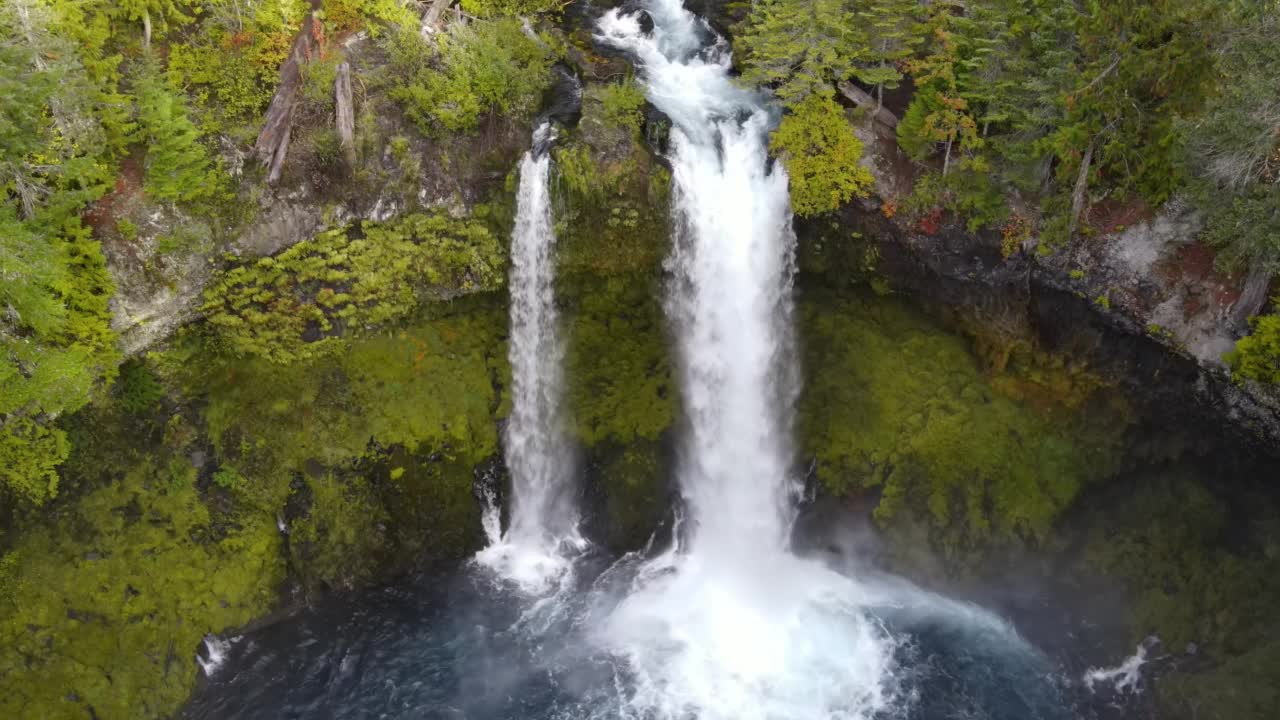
[
  {"xmin": 899, "ymin": 2, "xmax": 979, "ymax": 175},
  {"xmin": 854, "ymin": 0, "xmax": 924, "ymax": 112},
  {"xmin": 737, "ymin": 0, "xmax": 865, "ymax": 106},
  {"xmin": 134, "ymin": 65, "xmax": 218, "ymax": 203}
]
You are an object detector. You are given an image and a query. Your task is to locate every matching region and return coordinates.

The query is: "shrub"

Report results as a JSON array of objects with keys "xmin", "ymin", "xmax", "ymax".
[
  {"xmin": 770, "ymin": 93, "xmax": 874, "ymax": 216},
  {"xmin": 596, "ymin": 80, "xmax": 646, "ymax": 136},
  {"xmin": 1227, "ymin": 307, "xmax": 1280, "ymax": 385},
  {"xmin": 386, "ymin": 19, "xmax": 553, "ymax": 134}
]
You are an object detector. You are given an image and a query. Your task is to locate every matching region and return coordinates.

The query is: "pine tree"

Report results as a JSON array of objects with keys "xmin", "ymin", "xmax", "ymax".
[
  {"xmin": 854, "ymin": 0, "xmax": 924, "ymax": 112},
  {"xmin": 135, "ymin": 66, "xmax": 217, "ymax": 203},
  {"xmin": 900, "ymin": 2, "xmax": 979, "ymax": 175},
  {"xmin": 770, "ymin": 92, "xmax": 875, "ymax": 215},
  {"xmin": 737, "ymin": 0, "xmax": 866, "ymax": 106}
]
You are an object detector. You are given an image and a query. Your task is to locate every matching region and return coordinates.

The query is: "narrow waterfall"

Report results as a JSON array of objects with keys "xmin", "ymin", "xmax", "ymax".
[
  {"xmin": 592, "ymin": 2, "xmax": 898, "ymax": 717},
  {"xmin": 476, "ymin": 123, "xmax": 583, "ymax": 592}
]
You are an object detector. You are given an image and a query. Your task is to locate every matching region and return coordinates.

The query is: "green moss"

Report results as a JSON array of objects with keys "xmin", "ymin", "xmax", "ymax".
[
  {"xmin": 376, "ymin": 449, "xmax": 485, "ymax": 564},
  {"xmin": 1081, "ymin": 472, "xmax": 1280, "ymax": 655},
  {"xmin": 201, "ymin": 212, "xmax": 505, "ymax": 364},
  {"xmin": 0, "ymin": 452, "xmax": 283, "ymax": 719},
  {"xmin": 288, "ymin": 472, "xmax": 390, "ymax": 591},
  {"xmin": 1157, "ymin": 641, "xmax": 1280, "ymax": 720},
  {"xmin": 549, "ymin": 80, "xmax": 672, "ymax": 276},
  {"xmin": 194, "ymin": 300, "xmax": 507, "ymax": 483},
  {"xmin": 597, "ymin": 439, "xmax": 668, "ymax": 551},
  {"xmin": 563, "ymin": 274, "xmax": 674, "ymax": 445},
  {"xmin": 800, "ymin": 289, "xmax": 1126, "ymax": 559}
]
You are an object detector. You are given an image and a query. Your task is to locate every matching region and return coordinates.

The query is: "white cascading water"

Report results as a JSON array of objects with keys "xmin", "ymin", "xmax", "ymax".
[
  {"xmin": 475, "ymin": 123, "xmax": 584, "ymax": 592},
  {"xmin": 591, "ymin": 2, "xmax": 900, "ymax": 717}
]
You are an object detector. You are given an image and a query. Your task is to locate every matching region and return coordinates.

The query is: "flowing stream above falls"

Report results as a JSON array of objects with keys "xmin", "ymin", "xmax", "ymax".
[{"xmin": 183, "ymin": 2, "xmax": 1141, "ymax": 718}]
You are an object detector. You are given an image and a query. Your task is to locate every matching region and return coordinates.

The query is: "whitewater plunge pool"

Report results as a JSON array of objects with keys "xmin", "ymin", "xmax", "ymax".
[{"xmin": 185, "ymin": 549, "xmax": 1097, "ymax": 720}]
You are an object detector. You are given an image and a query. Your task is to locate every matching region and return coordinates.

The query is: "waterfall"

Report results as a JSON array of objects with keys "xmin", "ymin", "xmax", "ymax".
[
  {"xmin": 475, "ymin": 123, "xmax": 583, "ymax": 592},
  {"xmin": 591, "ymin": 2, "xmax": 899, "ymax": 717}
]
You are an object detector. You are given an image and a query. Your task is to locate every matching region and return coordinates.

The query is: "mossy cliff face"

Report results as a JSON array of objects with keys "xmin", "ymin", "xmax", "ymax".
[
  {"xmin": 796, "ymin": 209, "xmax": 1280, "ymax": 720},
  {"xmin": 798, "ymin": 287, "xmax": 1129, "ymax": 562},
  {"xmin": 0, "ymin": 248, "xmax": 510, "ymax": 720}
]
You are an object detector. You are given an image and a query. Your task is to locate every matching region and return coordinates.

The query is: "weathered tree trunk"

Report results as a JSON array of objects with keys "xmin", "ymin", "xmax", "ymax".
[
  {"xmin": 334, "ymin": 62, "xmax": 357, "ymax": 172},
  {"xmin": 1067, "ymin": 140, "xmax": 1094, "ymax": 237},
  {"xmin": 420, "ymin": 0, "xmax": 454, "ymax": 35},
  {"xmin": 254, "ymin": 9, "xmax": 323, "ymax": 183},
  {"xmin": 1232, "ymin": 265, "xmax": 1274, "ymax": 330},
  {"xmin": 142, "ymin": 9, "xmax": 152, "ymax": 50},
  {"xmin": 837, "ymin": 80, "xmax": 899, "ymax": 129},
  {"xmin": 268, "ymin": 123, "xmax": 291, "ymax": 185},
  {"xmin": 943, "ymin": 139, "xmax": 952, "ymax": 176}
]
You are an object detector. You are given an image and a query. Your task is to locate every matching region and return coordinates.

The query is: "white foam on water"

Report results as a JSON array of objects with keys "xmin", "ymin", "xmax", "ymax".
[
  {"xmin": 1084, "ymin": 637, "xmax": 1157, "ymax": 694},
  {"xmin": 197, "ymin": 634, "xmax": 238, "ymax": 677}
]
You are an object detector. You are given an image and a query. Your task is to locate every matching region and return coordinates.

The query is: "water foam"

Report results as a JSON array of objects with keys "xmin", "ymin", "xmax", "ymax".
[
  {"xmin": 589, "ymin": 2, "xmax": 898, "ymax": 716},
  {"xmin": 475, "ymin": 125, "xmax": 584, "ymax": 594}
]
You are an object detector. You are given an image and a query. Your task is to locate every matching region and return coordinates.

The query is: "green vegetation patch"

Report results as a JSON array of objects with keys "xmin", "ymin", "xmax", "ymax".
[
  {"xmin": 1226, "ymin": 305, "xmax": 1280, "ymax": 386},
  {"xmin": 193, "ymin": 302, "xmax": 508, "ymax": 481},
  {"xmin": 1076, "ymin": 470, "xmax": 1280, "ymax": 720},
  {"xmin": 385, "ymin": 19, "xmax": 555, "ymax": 135},
  {"xmin": 770, "ymin": 93, "xmax": 874, "ymax": 217},
  {"xmin": 202, "ymin": 213, "xmax": 505, "ymax": 363},
  {"xmin": 800, "ymin": 289, "xmax": 1126, "ymax": 557},
  {"xmin": 0, "ymin": 452, "xmax": 283, "ymax": 719},
  {"xmin": 563, "ymin": 274, "xmax": 674, "ymax": 446}
]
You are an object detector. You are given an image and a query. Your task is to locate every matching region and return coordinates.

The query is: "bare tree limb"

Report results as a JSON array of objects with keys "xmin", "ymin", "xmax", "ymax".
[
  {"xmin": 1067, "ymin": 139, "xmax": 1095, "ymax": 238},
  {"xmin": 1232, "ymin": 264, "xmax": 1274, "ymax": 330},
  {"xmin": 420, "ymin": 0, "xmax": 454, "ymax": 35},
  {"xmin": 837, "ymin": 80, "xmax": 900, "ymax": 129},
  {"xmin": 334, "ymin": 61, "xmax": 357, "ymax": 172}
]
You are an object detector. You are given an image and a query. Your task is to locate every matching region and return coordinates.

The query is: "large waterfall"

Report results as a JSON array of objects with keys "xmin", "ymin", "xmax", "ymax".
[
  {"xmin": 475, "ymin": 123, "xmax": 583, "ymax": 592},
  {"xmin": 185, "ymin": 4, "xmax": 1092, "ymax": 717},
  {"xmin": 592, "ymin": 2, "xmax": 899, "ymax": 717}
]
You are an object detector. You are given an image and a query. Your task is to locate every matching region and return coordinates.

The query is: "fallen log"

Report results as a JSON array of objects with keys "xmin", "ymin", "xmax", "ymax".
[
  {"xmin": 254, "ymin": 8, "xmax": 323, "ymax": 183},
  {"xmin": 837, "ymin": 80, "xmax": 900, "ymax": 130},
  {"xmin": 335, "ymin": 61, "xmax": 357, "ymax": 172}
]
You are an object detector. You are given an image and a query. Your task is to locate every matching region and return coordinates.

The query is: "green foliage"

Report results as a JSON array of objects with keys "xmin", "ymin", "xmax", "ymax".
[
  {"xmin": 0, "ymin": 418, "xmax": 69, "ymax": 505},
  {"xmin": 596, "ymin": 80, "xmax": 647, "ymax": 136},
  {"xmin": 554, "ymin": 143, "xmax": 604, "ymax": 201},
  {"xmin": 323, "ymin": 0, "xmax": 417, "ymax": 34},
  {"xmin": 212, "ymin": 466, "xmax": 248, "ymax": 493},
  {"xmin": 288, "ymin": 472, "xmax": 389, "ymax": 589},
  {"xmin": 736, "ymin": 0, "xmax": 859, "ymax": 106},
  {"xmin": 1187, "ymin": 7, "xmax": 1280, "ymax": 274},
  {"xmin": 564, "ymin": 275, "xmax": 673, "ymax": 445},
  {"xmin": 801, "ymin": 289, "xmax": 1125, "ymax": 557},
  {"xmin": 460, "ymin": 0, "xmax": 565, "ymax": 18},
  {"xmin": 202, "ymin": 212, "xmax": 504, "ymax": 363},
  {"xmin": 904, "ymin": 165, "xmax": 1008, "ymax": 232},
  {"xmin": 302, "ymin": 51, "xmax": 344, "ymax": 110},
  {"xmin": 115, "ymin": 359, "xmax": 165, "ymax": 414},
  {"xmin": 770, "ymin": 93, "xmax": 874, "ymax": 216},
  {"xmin": 385, "ymin": 19, "xmax": 554, "ymax": 134},
  {"xmin": 0, "ymin": 446, "xmax": 284, "ymax": 719},
  {"xmin": 1081, "ymin": 470, "xmax": 1280, "ymax": 659},
  {"xmin": 1226, "ymin": 307, "xmax": 1280, "ymax": 385},
  {"xmin": 134, "ymin": 62, "xmax": 223, "ymax": 203}
]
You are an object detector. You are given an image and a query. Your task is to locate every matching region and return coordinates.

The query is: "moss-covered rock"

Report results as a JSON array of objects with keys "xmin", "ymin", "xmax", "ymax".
[
  {"xmin": 0, "ymin": 448, "xmax": 282, "ymax": 719},
  {"xmin": 799, "ymin": 288, "xmax": 1129, "ymax": 561}
]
